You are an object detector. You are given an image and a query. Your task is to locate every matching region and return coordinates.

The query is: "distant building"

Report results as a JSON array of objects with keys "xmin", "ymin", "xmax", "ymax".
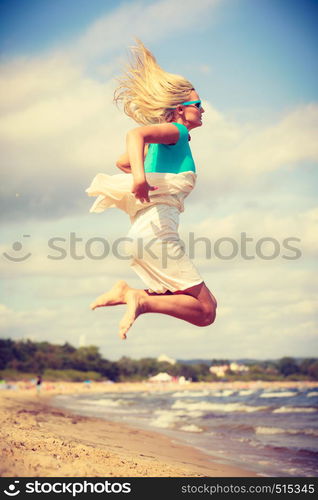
[
  {"xmin": 229, "ymin": 362, "xmax": 249, "ymax": 373},
  {"xmin": 209, "ymin": 362, "xmax": 249, "ymax": 378},
  {"xmin": 149, "ymin": 372, "xmax": 173, "ymax": 383},
  {"xmin": 157, "ymin": 354, "xmax": 176, "ymax": 365},
  {"xmin": 78, "ymin": 334, "xmax": 86, "ymax": 348},
  {"xmin": 209, "ymin": 364, "xmax": 229, "ymax": 378},
  {"xmin": 178, "ymin": 376, "xmax": 190, "ymax": 385}
]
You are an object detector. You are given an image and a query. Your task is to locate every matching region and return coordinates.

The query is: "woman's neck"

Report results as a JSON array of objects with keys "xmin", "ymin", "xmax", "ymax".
[{"xmin": 173, "ymin": 117, "xmax": 190, "ymax": 129}]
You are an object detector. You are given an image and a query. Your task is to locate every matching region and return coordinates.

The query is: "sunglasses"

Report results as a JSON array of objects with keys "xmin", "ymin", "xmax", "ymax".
[
  {"xmin": 169, "ymin": 100, "xmax": 203, "ymax": 110},
  {"xmin": 181, "ymin": 100, "xmax": 202, "ymax": 109}
]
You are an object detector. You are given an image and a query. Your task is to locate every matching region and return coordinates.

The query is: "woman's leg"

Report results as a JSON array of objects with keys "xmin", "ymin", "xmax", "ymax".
[
  {"xmin": 143, "ymin": 282, "xmax": 217, "ymax": 325},
  {"xmin": 90, "ymin": 280, "xmax": 217, "ymax": 339}
]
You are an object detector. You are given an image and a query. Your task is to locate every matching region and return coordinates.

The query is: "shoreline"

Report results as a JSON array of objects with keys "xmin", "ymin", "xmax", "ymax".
[
  {"xmin": 1, "ymin": 380, "xmax": 317, "ymax": 477},
  {"xmin": 0, "ymin": 381, "xmax": 261, "ymax": 478}
]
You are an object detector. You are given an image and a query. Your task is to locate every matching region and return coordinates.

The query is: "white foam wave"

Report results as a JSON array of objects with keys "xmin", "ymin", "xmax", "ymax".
[
  {"xmin": 172, "ymin": 400, "xmax": 267, "ymax": 413},
  {"xmin": 307, "ymin": 392, "xmax": 318, "ymax": 398},
  {"xmin": 210, "ymin": 390, "xmax": 235, "ymax": 397},
  {"xmin": 180, "ymin": 424, "xmax": 203, "ymax": 433},
  {"xmin": 256, "ymin": 426, "xmax": 285, "ymax": 435},
  {"xmin": 273, "ymin": 406, "xmax": 317, "ymax": 413},
  {"xmin": 187, "ymin": 410, "xmax": 205, "ymax": 418},
  {"xmin": 257, "ymin": 460, "xmax": 272, "ymax": 466},
  {"xmin": 171, "ymin": 390, "xmax": 210, "ymax": 398},
  {"xmin": 238, "ymin": 390, "xmax": 255, "ymax": 396},
  {"xmin": 78, "ymin": 398, "xmax": 126, "ymax": 407},
  {"xmin": 150, "ymin": 410, "xmax": 180, "ymax": 429},
  {"xmin": 304, "ymin": 428, "xmax": 318, "ymax": 436},
  {"xmin": 255, "ymin": 426, "xmax": 318, "ymax": 437},
  {"xmin": 220, "ymin": 390, "xmax": 236, "ymax": 397},
  {"xmin": 260, "ymin": 391, "xmax": 296, "ymax": 398}
]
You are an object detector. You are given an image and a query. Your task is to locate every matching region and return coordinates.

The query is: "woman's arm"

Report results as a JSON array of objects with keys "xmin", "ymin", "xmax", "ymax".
[
  {"xmin": 116, "ymin": 144, "xmax": 149, "ymax": 174},
  {"xmin": 126, "ymin": 123, "xmax": 180, "ymax": 202},
  {"xmin": 117, "ymin": 163, "xmax": 131, "ymax": 173},
  {"xmin": 116, "ymin": 152, "xmax": 130, "ymax": 169}
]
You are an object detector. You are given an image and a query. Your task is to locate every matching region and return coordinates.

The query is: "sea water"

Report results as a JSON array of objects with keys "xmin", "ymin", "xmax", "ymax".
[{"xmin": 52, "ymin": 385, "xmax": 318, "ymax": 477}]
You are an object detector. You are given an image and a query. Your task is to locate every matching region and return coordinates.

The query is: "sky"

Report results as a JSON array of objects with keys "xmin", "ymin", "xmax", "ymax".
[{"xmin": 0, "ymin": 0, "xmax": 317, "ymax": 361}]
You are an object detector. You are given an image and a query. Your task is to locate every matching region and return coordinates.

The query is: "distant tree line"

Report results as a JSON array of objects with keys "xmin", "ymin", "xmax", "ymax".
[{"xmin": 0, "ymin": 339, "xmax": 317, "ymax": 381}]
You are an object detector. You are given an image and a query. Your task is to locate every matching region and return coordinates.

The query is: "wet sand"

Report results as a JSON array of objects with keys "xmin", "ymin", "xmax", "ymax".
[{"xmin": 1, "ymin": 380, "xmax": 316, "ymax": 477}]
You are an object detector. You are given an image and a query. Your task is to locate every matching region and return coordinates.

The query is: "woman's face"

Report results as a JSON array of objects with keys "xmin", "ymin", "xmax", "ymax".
[{"xmin": 177, "ymin": 89, "xmax": 205, "ymax": 130}]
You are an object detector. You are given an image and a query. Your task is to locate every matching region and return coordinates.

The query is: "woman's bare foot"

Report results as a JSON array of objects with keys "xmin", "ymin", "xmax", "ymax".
[
  {"xmin": 90, "ymin": 280, "xmax": 130, "ymax": 310},
  {"xmin": 119, "ymin": 289, "xmax": 147, "ymax": 340}
]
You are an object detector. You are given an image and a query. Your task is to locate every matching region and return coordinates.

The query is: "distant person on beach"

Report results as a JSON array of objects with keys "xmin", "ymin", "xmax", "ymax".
[
  {"xmin": 86, "ymin": 39, "xmax": 217, "ymax": 339},
  {"xmin": 36, "ymin": 375, "xmax": 42, "ymax": 394}
]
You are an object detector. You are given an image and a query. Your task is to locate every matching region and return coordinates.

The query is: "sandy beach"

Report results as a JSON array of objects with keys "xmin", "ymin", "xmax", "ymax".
[{"xmin": 1, "ymin": 380, "xmax": 317, "ymax": 477}]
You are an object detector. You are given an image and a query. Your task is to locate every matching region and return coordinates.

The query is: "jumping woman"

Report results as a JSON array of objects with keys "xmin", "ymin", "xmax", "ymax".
[{"xmin": 86, "ymin": 40, "xmax": 217, "ymax": 340}]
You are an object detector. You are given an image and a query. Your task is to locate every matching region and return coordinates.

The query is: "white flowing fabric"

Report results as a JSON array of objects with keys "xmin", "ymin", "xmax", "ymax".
[
  {"xmin": 85, "ymin": 171, "xmax": 197, "ymax": 217},
  {"xmin": 85, "ymin": 171, "xmax": 204, "ymax": 293}
]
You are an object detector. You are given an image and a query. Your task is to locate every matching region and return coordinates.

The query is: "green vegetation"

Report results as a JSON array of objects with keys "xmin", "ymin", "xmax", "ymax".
[
  {"xmin": 0, "ymin": 368, "xmax": 103, "ymax": 382},
  {"xmin": 0, "ymin": 339, "xmax": 317, "ymax": 382}
]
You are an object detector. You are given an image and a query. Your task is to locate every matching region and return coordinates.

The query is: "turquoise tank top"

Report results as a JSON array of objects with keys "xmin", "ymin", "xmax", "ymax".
[{"xmin": 144, "ymin": 122, "xmax": 196, "ymax": 174}]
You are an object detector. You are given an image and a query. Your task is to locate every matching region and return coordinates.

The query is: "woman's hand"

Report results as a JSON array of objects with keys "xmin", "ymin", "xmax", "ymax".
[{"xmin": 132, "ymin": 179, "xmax": 158, "ymax": 203}]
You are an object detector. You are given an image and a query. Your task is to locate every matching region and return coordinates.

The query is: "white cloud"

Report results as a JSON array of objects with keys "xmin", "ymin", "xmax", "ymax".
[
  {"xmin": 0, "ymin": 239, "xmax": 137, "ymax": 279},
  {"xmin": 0, "ymin": 55, "xmax": 81, "ymax": 113},
  {"xmin": 0, "ymin": 303, "xmax": 58, "ymax": 330},
  {"xmin": 199, "ymin": 64, "xmax": 213, "ymax": 74},
  {"xmin": 235, "ymin": 103, "xmax": 318, "ymax": 174},
  {"xmin": 190, "ymin": 102, "xmax": 318, "ymax": 192},
  {"xmin": 182, "ymin": 206, "xmax": 318, "ymax": 261},
  {"xmin": 65, "ymin": 0, "xmax": 221, "ymax": 63}
]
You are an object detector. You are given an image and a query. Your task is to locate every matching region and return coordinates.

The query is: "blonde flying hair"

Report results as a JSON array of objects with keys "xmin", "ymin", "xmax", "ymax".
[{"xmin": 114, "ymin": 39, "xmax": 194, "ymax": 125}]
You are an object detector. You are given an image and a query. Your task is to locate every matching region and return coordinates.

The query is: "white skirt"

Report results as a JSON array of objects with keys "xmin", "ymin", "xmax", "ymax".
[{"xmin": 124, "ymin": 203, "xmax": 203, "ymax": 294}]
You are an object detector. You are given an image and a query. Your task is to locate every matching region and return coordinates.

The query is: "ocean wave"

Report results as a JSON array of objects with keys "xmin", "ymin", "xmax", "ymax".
[
  {"xmin": 255, "ymin": 426, "xmax": 290, "ymax": 435},
  {"xmin": 255, "ymin": 426, "xmax": 318, "ymax": 437},
  {"xmin": 150, "ymin": 410, "xmax": 180, "ymax": 429},
  {"xmin": 238, "ymin": 390, "xmax": 255, "ymax": 396},
  {"xmin": 210, "ymin": 390, "xmax": 236, "ymax": 397},
  {"xmin": 171, "ymin": 400, "xmax": 268, "ymax": 413},
  {"xmin": 171, "ymin": 390, "xmax": 210, "ymax": 398},
  {"xmin": 77, "ymin": 398, "xmax": 128, "ymax": 407},
  {"xmin": 259, "ymin": 391, "xmax": 297, "ymax": 398},
  {"xmin": 307, "ymin": 392, "xmax": 318, "ymax": 398},
  {"xmin": 180, "ymin": 424, "xmax": 203, "ymax": 433},
  {"xmin": 236, "ymin": 436, "xmax": 258, "ymax": 446},
  {"xmin": 186, "ymin": 410, "xmax": 205, "ymax": 418},
  {"xmin": 273, "ymin": 406, "xmax": 317, "ymax": 413},
  {"xmin": 264, "ymin": 445, "xmax": 318, "ymax": 460}
]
